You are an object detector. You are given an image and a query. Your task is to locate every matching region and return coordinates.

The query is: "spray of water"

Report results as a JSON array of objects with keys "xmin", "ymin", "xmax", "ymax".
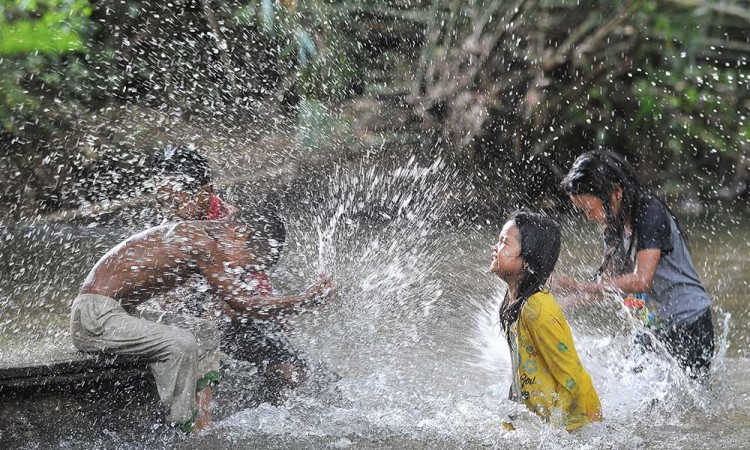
[
  {"xmin": 221, "ymin": 157, "xmax": 743, "ymax": 449},
  {"xmin": 0, "ymin": 157, "xmax": 747, "ymax": 449}
]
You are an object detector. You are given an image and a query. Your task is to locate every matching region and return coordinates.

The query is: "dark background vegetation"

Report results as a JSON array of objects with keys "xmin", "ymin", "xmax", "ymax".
[{"xmin": 1, "ymin": 0, "xmax": 749, "ymax": 220}]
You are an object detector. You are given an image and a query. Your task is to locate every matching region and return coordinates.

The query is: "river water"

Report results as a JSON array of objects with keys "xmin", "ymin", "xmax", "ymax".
[{"xmin": 0, "ymin": 161, "xmax": 748, "ymax": 449}]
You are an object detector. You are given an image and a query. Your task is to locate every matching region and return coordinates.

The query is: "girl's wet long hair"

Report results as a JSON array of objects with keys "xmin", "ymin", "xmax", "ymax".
[
  {"xmin": 560, "ymin": 151, "xmax": 684, "ymax": 278},
  {"xmin": 498, "ymin": 210, "xmax": 562, "ymax": 332}
]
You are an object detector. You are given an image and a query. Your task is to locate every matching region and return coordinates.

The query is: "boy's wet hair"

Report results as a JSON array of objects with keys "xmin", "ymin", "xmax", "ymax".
[
  {"xmin": 153, "ymin": 145, "xmax": 213, "ymax": 190},
  {"xmin": 499, "ymin": 209, "xmax": 561, "ymax": 331}
]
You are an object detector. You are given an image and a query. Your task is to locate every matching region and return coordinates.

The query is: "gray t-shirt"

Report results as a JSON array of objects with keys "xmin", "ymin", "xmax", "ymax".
[{"xmin": 614, "ymin": 197, "xmax": 711, "ymax": 327}]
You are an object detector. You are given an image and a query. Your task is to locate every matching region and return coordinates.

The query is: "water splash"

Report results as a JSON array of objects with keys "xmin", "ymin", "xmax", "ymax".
[{"xmin": 1, "ymin": 159, "xmax": 749, "ymax": 449}]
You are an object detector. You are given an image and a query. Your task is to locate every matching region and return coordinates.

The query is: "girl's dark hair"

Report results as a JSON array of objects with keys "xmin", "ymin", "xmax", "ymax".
[
  {"xmin": 560, "ymin": 150, "xmax": 684, "ymax": 278},
  {"xmin": 499, "ymin": 210, "xmax": 562, "ymax": 332}
]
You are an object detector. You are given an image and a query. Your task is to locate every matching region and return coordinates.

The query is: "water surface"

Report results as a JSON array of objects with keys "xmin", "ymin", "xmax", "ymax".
[{"xmin": 1, "ymin": 167, "xmax": 748, "ymax": 449}]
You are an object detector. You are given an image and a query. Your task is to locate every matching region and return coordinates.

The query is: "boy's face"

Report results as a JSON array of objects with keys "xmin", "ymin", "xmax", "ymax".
[
  {"xmin": 490, "ymin": 220, "xmax": 523, "ymax": 280},
  {"xmin": 155, "ymin": 176, "xmax": 211, "ymax": 220}
]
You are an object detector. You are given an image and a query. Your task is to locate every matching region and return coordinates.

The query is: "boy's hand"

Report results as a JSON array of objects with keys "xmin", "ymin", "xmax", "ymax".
[{"xmin": 305, "ymin": 273, "xmax": 337, "ymax": 306}]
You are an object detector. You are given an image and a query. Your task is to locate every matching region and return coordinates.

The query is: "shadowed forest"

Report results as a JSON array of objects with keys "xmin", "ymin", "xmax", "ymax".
[{"xmin": 1, "ymin": 0, "xmax": 749, "ymax": 219}]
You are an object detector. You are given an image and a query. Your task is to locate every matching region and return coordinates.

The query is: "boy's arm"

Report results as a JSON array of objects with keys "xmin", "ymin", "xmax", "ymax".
[
  {"xmin": 201, "ymin": 262, "xmax": 335, "ymax": 319},
  {"xmin": 220, "ymin": 292, "xmax": 326, "ymax": 320},
  {"xmin": 206, "ymin": 269, "xmax": 334, "ymax": 319},
  {"xmin": 186, "ymin": 226, "xmax": 336, "ymax": 319},
  {"xmin": 187, "ymin": 226, "xmax": 335, "ymax": 319}
]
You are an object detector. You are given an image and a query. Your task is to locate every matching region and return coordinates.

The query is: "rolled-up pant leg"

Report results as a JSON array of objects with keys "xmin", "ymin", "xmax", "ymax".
[
  {"xmin": 139, "ymin": 308, "xmax": 221, "ymax": 383},
  {"xmin": 71, "ymin": 294, "xmax": 201, "ymax": 423}
]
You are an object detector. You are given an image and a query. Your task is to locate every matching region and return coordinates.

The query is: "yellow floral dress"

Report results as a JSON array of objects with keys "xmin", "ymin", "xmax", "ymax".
[{"xmin": 506, "ymin": 290, "xmax": 603, "ymax": 431}]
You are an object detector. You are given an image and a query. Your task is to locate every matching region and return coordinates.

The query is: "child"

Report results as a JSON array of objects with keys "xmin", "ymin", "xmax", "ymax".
[
  {"xmin": 151, "ymin": 144, "xmax": 304, "ymax": 402},
  {"xmin": 558, "ymin": 151, "xmax": 714, "ymax": 379},
  {"xmin": 491, "ymin": 210, "xmax": 602, "ymax": 432}
]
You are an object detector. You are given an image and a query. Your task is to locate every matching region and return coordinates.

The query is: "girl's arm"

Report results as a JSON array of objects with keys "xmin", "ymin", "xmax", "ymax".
[
  {"xmin": 553, "ymin": 248, "xmax": 660, "ymax": 307},
  {"xmin": 579, "ymin": 248, "xmax": 661, "ymax": 295}
]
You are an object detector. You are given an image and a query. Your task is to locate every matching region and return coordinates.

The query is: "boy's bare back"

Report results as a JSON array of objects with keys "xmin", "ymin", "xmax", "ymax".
[{"xmin": 80, "ymin": 223, "xmax": 224, "ymax": 307}]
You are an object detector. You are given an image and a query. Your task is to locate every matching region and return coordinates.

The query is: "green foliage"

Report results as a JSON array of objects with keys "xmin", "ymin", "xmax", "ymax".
[
  {"xmin": 0, "ymin": 0, "xmax": 92, "ymax": 132},
  {"xmin": 0, "ymin": 0, "xmax": 91, "ymax": 55},
  {"xmin": 2, "ymin": 0, "xmax": 749, "ymax": 213},
  {"xmin": 230, "ymin": 0, "xmax": 363, "ymax": 100},
  {"xmin": 629, "ymin": 9, "xmax": 748, "ymax": 182}
]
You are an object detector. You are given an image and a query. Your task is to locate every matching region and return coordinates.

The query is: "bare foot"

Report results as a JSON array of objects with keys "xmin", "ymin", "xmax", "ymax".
[{"xmin": 192, "ymin": 386, "xmax": 213, "ymax": 435}]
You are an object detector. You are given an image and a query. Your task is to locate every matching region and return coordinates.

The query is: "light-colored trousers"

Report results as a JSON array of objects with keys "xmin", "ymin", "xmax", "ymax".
[{"xmin": 70, "ymin": 294, "xmax": 220, "ymax": 423}]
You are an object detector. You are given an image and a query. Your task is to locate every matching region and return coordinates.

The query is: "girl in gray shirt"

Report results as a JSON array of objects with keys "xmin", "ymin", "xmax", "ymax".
[{"xmin": 556, "ymin": 151, "xmax": 714, "ymax": 379}]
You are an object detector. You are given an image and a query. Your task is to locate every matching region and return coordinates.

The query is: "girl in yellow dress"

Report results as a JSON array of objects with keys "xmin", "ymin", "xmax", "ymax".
[{"xmin": 490, "ymin": 210, "xmax": 602, "ymax": 431}]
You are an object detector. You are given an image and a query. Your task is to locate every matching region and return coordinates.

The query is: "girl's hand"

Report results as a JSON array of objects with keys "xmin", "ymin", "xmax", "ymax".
[
  {"xmin": 551, "ymin": 276, "xmax": 606, "ymax": 294},
  {"xmin": 550, "ymin": 275, "xmax": 603, "ymax": 307},
  {"xmin": 549, "ymin": 275, "xmax": 579, "ymax": 292},
  {"xmin": 579, "ymin": 281, "xmax": 606, "ymax": 294}
]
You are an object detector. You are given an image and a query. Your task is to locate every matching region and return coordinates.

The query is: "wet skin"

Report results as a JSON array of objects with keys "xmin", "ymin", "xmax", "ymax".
[
  {"xmin": 80, "ymin": 221, "xmax": 335, "ymax": 318},
  {"xmin": 490, "ymin": 220, "xmax": 524, "ymax": 298},
  {"xmin": 490, "ymin": 220, "xmax": 523, "ymax": 279}
]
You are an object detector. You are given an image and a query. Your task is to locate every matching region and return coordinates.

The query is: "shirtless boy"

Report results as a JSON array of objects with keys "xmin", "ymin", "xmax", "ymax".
[
  {"xmin": 150, "ymin": 145, "xmax": 306, "ymax": 403},
  {"xmin": 69, "ymin": 220, "xmax": 335, "ymax": 433}
]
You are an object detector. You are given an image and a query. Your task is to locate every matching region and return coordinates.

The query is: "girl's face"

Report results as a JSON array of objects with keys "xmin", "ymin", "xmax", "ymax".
[
  {"xmin": 490, "ymin": 220, "xmax": 524, "ymax": 281},
  {"xmin": 569, "ymin": 186, "xmax": 622, "ymax": 225},
  {"xmin": 569, "ymin": 193, "xmax": 607, "ymax": 223}
]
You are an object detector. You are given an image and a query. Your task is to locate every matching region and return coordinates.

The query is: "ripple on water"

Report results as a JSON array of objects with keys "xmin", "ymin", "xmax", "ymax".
[{"xmin": 1, "ymin": 160, "xmax": 749, "ymax": 449}]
